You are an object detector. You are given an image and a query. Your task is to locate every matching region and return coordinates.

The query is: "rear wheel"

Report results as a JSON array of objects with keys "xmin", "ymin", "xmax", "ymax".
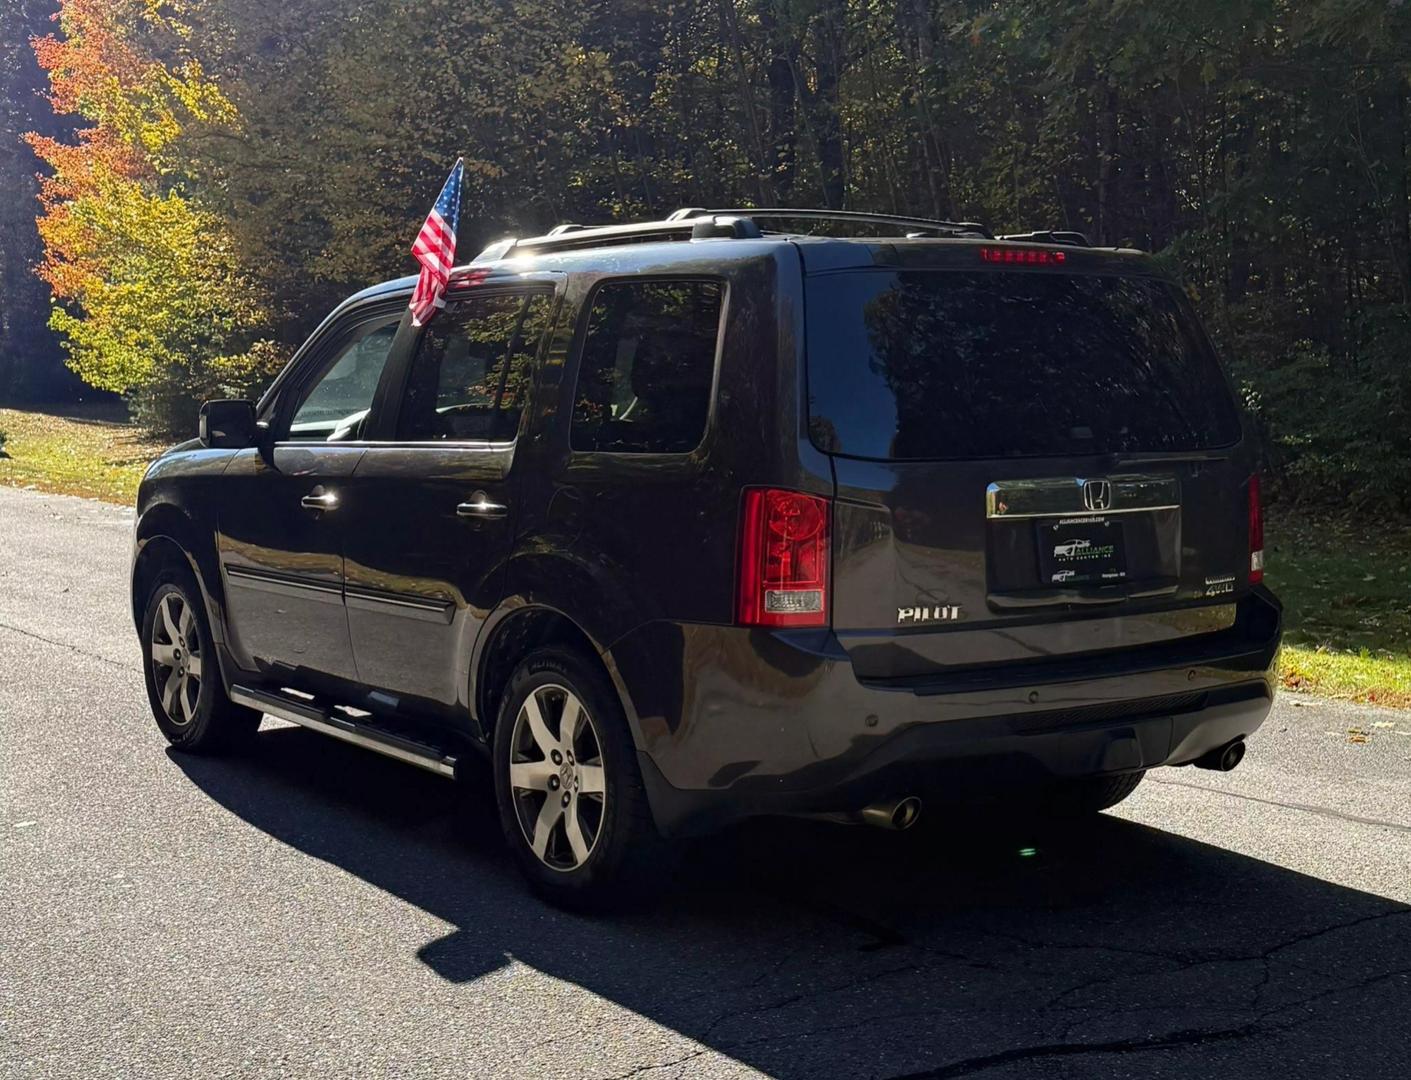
[
  {"xmin": 140, "ymin": 570, "xmax": 261, "ymax": 753},
  {"xmin": 493, "ymin": 647, "xmax": 671, "ymax": 909},
  {"xmin": 1041, "ymin": 770, "xmax": 1146, "ymax": 817}
]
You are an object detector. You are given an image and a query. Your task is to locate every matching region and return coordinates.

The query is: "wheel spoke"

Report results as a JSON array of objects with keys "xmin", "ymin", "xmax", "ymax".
[
  {"xmin": 160, "ymin": 596, "xmax": 181, "ymax": 643},
  {"xmin": 562, "ymin": 797, "xmax": 590, "ymax": 865},
  {"xmin": 510, "ymin": 760, "xmax": 557, "ymax": 792},
  {"xmin": 179, "ymin": 604, "xmax": 196, "ymax": 643},
  {"xmin": 521, "ymin": 691, "xmax": 558, "ymax": 757},
  {"xmin": 179, "ymin": 676, "xmax": 197, "ymax": 724},
  {"xmin": 559, "ymin": 693, "xmax": 583, "ymax": 747},
  {"xmin": 577, "ymin": 763, "xmax": 606, "ymax": 795},
  {"xmin": 160, "ymin": 669, "xmax": 181, "ymax": 716},
  {"xmin": 530, "ymin": 795, "xmax": 565, "ymax": 859},
  {"xmin": 151, "ymin": 643, "xmax": 177, "ymax": 668}
]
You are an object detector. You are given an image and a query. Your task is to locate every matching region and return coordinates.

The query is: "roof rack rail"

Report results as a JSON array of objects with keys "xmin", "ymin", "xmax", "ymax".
[
  {"xmin": 470, "ymin": 206, "xmax": 996, "ymax": 263},
  {"xmin": 481, "ymin": 213, "xmax": 763, "ymax": 259},
  {"xmin": 997, "ymin": 230, "xmax": 1091, "ymax": 247},
  {"xmin": 672, "ymin": 207, "xmax": 993, "ymax": 239}
]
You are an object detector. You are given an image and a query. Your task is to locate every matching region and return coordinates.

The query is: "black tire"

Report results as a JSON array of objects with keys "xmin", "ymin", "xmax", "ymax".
[
  {"xmin": 492, "ymin": 646, "xmax": 672, "ymax": 909},
  {"xmin": 1041, "ymin": 770, "xmax": 1146, "ymax": 817},
  {"xmin": 140, "ymin": 568, "xmax": 261, "ymax": 754}
]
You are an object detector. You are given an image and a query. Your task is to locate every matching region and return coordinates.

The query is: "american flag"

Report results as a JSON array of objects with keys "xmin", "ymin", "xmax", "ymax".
[{"xmin": 409, "ymin": 159, "xmax": 463, "ymax": 326}]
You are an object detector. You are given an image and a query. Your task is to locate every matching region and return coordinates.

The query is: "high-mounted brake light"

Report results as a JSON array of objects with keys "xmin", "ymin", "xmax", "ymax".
[
  {"xmin": 979, "ymin": 246, "xmax": 1067, "ymax": 266},
  {"xmin": 738, "ymin": 488, "xmax": 831, "ymax": 628},
  {"xmin": 1248, "ymin": 474, "xmax": 1265, "ymax": 584}
]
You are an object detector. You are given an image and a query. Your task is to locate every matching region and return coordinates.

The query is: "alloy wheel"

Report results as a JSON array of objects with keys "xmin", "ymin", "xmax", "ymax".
[
  {"xmin": 508, "ymin": 683, "xmax": 607, "ymax": 872},
  {"xmin": 151, "ymin": 592, "xmax": 202, "ymax": 727}
]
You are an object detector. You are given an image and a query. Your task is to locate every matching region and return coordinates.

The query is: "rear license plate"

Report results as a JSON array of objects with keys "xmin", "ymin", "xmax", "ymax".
[{"xmin": 1037, "ymin": 517, "xmax": 1128, "ymax": 585}]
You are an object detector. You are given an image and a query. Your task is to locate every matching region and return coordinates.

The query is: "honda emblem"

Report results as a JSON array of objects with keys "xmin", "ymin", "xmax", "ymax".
[{"xmin": 1082, "ymin": 479, "xmax": 1112, "ymax": 512}]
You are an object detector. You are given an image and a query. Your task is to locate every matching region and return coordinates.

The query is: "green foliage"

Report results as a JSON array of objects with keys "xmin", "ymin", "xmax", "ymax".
[{"xmin": 20, "ymin": 0, "xmax": 1411, "ymax": 499}]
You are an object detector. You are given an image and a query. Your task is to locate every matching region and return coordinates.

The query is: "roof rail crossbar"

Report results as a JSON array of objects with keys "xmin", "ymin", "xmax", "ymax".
[
  {"xmin": 997, "ymin": 230, "xmax": 1091, "ymax": 247},
  {"xmin": 680, "ymin": 207, "xmax": 993, "ymax": 239}
]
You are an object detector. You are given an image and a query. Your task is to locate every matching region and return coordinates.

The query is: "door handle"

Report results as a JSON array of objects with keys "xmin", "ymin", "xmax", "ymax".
[
  {"xmin": 301, "ymin": 490, "xmax": 339, "ymax": 512},
  {"xmin": 456, "ymin": 492, "xmax": 508, "ymax": 520}
]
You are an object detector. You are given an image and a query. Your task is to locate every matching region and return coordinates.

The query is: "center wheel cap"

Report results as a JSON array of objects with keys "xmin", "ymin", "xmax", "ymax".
[{"xmin": 559, "ymin": 762, "xmax": 575, "ymax": 788}]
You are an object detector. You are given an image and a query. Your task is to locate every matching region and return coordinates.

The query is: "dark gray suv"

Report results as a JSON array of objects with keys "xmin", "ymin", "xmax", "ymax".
[{"xmin": 130, "ymin": 208, "xmax": 1282, "ymax": 906}]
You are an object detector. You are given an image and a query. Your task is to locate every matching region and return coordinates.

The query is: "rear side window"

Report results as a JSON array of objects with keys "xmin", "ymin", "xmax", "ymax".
[
  {"xmin": 570, "ymin": 280, "xmax": 723, "ymax": 454},
  {"xmin": 397, "ymin": 291, "xmax": 553, "ymax": 442},
  {"xmin": 806, "ymin": 270, "xmax": 1241, "ymax": 460}
]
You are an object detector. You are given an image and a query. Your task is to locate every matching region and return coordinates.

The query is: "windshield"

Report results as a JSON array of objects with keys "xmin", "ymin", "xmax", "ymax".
[{"xmin": 805, "ymin": 270, "xmax": 1241, "ymax": 460}]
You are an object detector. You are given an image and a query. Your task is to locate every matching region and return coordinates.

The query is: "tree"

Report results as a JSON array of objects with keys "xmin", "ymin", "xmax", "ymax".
[
  {"xmin": 0, "ymin": 0, "xmax": 79, "ymax": 403},
  {"xmin": 26, "ymin": 0, "xmax": 278, "ymax": 434}
]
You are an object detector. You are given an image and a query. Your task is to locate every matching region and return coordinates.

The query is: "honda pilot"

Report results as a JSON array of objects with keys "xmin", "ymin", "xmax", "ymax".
[{"xmin": 130, "ymin": 208, "xmax": 1282, "ymax": 906}]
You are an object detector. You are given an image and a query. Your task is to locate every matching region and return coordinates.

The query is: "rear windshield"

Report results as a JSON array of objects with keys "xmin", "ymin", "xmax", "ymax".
[{"xmin": 806, "ymin": 270, "xmax": 1241, "ymax": 460}]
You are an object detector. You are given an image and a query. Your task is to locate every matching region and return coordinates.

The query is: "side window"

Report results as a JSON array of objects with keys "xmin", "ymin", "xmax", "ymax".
[
  {"xmin": 287, "ymin": 321, "xmax": 399, "ymax": 442},
  {"xmin": 570, "ymin": 280, "xmax": 723, "ymax": 454},
  {"xmin": 396, "ymin": 291, "xmax": 553, "ymax": 442}
]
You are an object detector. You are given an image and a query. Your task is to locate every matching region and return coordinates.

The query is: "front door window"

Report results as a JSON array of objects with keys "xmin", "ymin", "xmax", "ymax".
[{"xmin": 287, "ymin": 322, "xmax": 399, "ymax": 442}]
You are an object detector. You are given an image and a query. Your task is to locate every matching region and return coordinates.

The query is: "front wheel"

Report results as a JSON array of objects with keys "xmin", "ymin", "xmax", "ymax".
[
  {"xmin": 140, "ymin": 571, "xmax": 261, "ymax": 753},
  {"xmin": 492, "ymin": 647, "xmax": 671, "ymax": 909}
]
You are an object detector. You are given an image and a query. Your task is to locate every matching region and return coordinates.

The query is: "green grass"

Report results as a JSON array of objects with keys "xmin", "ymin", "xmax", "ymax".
[
  {"xmin": 0, "ymin": 405, "xmax": 163, "ymax": 504},
  {"xmin": 1264, "ymin": 512, "xmax": 1411, "ymax": 707},
  {"xmin": 0, "ymin": 406, "xmax": 1407, "ymax": 706}
]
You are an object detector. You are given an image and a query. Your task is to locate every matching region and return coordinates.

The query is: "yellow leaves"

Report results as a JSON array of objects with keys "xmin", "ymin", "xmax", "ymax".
[{"xmin": 46, "ymin": 173, "xmax": 267, "ymax": 395}]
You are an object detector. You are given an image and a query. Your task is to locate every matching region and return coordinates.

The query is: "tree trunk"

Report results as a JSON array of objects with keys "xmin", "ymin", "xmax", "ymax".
[
  {"xmin": 716, "ymin": 0, "xmax": 773, "ymax": 205},
  {"xmin": 759, "ymin": 2, "xmax": 798, "ymax": 204},
  {"xmin": 902, "ymin": 0, "xmax": 953, "ymax": 219},
  {"xmin": 810, "ymin": 0, "xmax": 847, "ymax": 210},
  {"xmin": 1391, "ymin": 76, "xmax": 1411, "ymax": 303},
  {"xmin": 1096, "ymin": 79, "xmax": 1119, "ymax": 246}
]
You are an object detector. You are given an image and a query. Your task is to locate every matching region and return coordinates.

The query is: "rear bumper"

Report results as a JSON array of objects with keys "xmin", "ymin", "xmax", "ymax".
[{"xmin": 606, "ymin": 590, "xmax": 1282, "ymax": 836}]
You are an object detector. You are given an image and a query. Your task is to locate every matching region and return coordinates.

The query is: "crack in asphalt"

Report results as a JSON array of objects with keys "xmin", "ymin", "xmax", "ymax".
[
  {"xmin": 1019, "ymin": 907, "xmax": 1411, "ymax": 1015},
  {"xmin": 0, "ymin": 618, "xmax": 131, "ymax": 669},
  {"xmin": 880, "ymin": 1022, "xmax": 1275, "ymax": 1079},
  {"xmin": 995, "ymin": 906, "xmax": 1410, "ymax": 974},
  {"xmin": 1151, "ymin": 775, "xmax": 1411, "ymax": 834},
  {"xmin": 650, "ymin": 907, "xmax": 1411, "ymax": 1079},
  {"xmin": 600, "ymin": 1048, "xmax": 710, "ymax": 1080}
]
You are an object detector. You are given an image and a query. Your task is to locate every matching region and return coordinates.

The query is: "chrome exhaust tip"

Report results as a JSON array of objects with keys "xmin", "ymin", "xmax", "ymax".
[
  {"xmin": 858, "ymin": 795, "xmax": 923, "ymax": 831},
  {"xmin": 1194, "ymin": 738, "xmax": 1246, "ymax": 772}
]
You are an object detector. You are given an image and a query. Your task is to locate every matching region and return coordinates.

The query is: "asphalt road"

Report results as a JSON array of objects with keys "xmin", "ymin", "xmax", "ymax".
[{"xmin": 2, "ymin": 485, "xmax": 1408, "ymax": 1079}]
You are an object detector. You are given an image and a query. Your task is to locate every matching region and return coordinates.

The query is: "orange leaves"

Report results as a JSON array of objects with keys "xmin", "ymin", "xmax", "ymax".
[{"xmin": 32, "ymin": 0, "xmax": 155, "ymax": 117}]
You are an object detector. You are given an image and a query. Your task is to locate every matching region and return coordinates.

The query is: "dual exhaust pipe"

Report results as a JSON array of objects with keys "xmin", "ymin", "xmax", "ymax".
[{"xmin": 804, "ymin": 739, "xmax": 1245, "ymax": 831}]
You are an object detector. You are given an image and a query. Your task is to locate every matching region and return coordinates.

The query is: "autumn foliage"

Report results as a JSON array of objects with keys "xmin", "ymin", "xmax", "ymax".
[
  {"xmin": 19, "ymin": 0, "xmax": 1411, "ymax": 501},
  {"xmin": 25, "ymin": 0, "xmax": 275, "ymax": 433}
]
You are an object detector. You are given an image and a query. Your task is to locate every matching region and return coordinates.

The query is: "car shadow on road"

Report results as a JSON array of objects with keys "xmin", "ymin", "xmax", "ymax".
[{"xmin": 172, "ymin": 726, "xmax": 1410, "ymax": 1079}]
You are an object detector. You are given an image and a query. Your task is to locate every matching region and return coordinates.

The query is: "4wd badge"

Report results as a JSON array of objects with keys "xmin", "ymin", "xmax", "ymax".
[{"xmin": 898, "ymin": 605, "xmax": 962, "ymax": 624}]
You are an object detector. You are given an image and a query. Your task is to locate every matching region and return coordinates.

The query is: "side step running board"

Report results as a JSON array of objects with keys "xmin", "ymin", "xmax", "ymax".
[{"xmin": 230, "ymin": 684, "xmax": 459, "ymax": 779}]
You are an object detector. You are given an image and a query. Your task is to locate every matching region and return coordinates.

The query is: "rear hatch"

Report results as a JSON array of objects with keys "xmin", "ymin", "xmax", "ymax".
[{"xmin": 803, "ymin": 240, "xmax": 1255, "ymax": 681}]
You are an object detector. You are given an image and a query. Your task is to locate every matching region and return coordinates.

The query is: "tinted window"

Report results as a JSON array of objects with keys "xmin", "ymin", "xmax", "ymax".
[
  {"xmin": 806, "ymin": 271, "xmax": 1241, "ymax": 460},
  {"xmin": 397, "ymin": 291, "xmax": 552, "ymax": 442},
  {"xmin": 288, "ymin": 322, "xmax": 398, "ymax": 441},
  {"xmin": 571, "ymin": 280, "xmax": 723, "ymax": 454}
]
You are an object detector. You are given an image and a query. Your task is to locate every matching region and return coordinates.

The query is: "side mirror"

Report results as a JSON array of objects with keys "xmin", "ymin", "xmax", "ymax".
[{"xmin": 198, "ymin": 399, "xmax": 259, "ymax": 449}]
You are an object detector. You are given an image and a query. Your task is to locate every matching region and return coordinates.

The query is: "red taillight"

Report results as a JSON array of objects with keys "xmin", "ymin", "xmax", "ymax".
[
  {"xmin": 738, "ymin": 488, "xmax": 831, "ymax": 628},
  {"xmin": 979, "ymin": 246, "xmax": 1067, "ymax": 266},
  {"xmin": 1248, "ymin": 474, "xmax": 1265, "ymax": 584}
]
